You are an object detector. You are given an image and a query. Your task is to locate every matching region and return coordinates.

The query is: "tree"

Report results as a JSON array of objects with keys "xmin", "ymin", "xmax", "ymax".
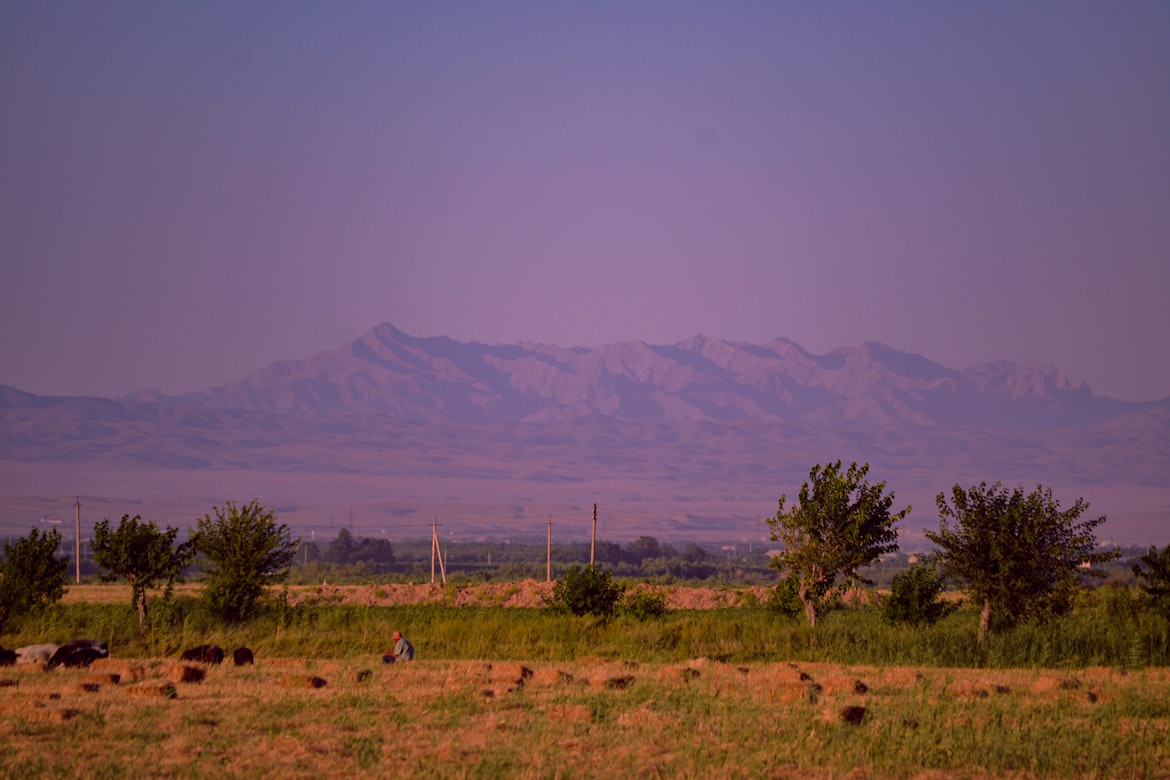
[
  {"xmin": 593, "ymin": 540, "xmax": 623, "ymax": 566},
  {"xmin": 0, "ymin": 528, "xmax": 67, "ymax": 633},
  {"xmin": 325, "ymin": 528, "xmax": 356, "ymax": 565},
  {"xmin": 549, "ymin": 565, "xmax": 624, "ymax": 617},
  {"xmin": 1132, "ymin": 544, "xmax": 1170, "ymax": 619},
  {"xmin": 882, "ymin": 561, "xmax": 957, "ymax": 626},
  {"xmin": 190, "ymin": 500, "xmax": 298, "ymax": 621},
  {"xmin": 625, "ymin": 536, "xmax": 662, "ymax": 565},
  {"xmin": 353, "ymin": 537, "xmax": 395, "ymax": 566},
  {"xmin": 767, "ymin": 461, "xmax": 908, "ymax": 627},
  {"xmin": 92, "ymin": 514, "xmax": 195, "ymax": 630},
  {"xmin": 928, "ymin": 482, "xmax": 1119, "ymax": 642}
]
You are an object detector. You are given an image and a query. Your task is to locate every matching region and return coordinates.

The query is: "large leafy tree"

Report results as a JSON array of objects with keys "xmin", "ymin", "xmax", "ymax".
[
  {"xmin": 767, "ymin": 461, "xmax": 908, "ymax": 627},
  {"xmin": 0, "ymin": 528, "xmax": 67, "ymax": 633},
  {"xmin": 928, "ymin": 482, "xmax": 1119, "ymax": 641},
  {"xmin": 92, "ymin": 514, "xmax": 195, "ymax": 630},
  {"xmin": 190, "ymin": 499, "xmax": 298, "ymax": 621},
  {"xmin": 625, "ymin": 536, "xmax": 663, "ymax": 565}
]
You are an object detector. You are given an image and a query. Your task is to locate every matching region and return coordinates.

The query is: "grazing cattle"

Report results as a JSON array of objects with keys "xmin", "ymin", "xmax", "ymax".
[
  {"xmin": 14, "ymin": 644, "xmax": 59, "ymax": 665},
  {"xmin": 180, "ymin": 644, "xmax": 225, "ymax": 665},
  {"xmin": 0, "ymin": 647, "xmax": 16, "ymax": 666},
  {"xmin": 233, "ymin": 647, "xmax": 254, "ymax": 666},
  {"xmin": 48, "ymin": 639, "xmax": 109, "ymax": 669}
]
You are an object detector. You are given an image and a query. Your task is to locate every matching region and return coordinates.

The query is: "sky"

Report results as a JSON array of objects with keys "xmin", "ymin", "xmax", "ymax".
[{"xmin": 2, "ymin": 2, "xmax": 1168, "ymax": 402}]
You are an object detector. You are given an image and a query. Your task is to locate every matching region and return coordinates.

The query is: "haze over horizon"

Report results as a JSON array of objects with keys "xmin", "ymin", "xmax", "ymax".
[{"xmin": 3, "ymin": 3, "xmax": 1168, "ymax": 402}]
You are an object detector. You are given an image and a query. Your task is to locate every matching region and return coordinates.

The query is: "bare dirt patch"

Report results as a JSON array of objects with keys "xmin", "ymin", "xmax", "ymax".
[{"xmin": 63, "ymin": 581, "xmax": 775, "ymax": 610}]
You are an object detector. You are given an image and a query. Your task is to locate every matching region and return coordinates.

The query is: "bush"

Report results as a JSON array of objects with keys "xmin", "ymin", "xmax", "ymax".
[
  {"xmin": 549, "ymin": 565, "xmax": 624, "ymax": 617},
  {"xmin": 882, "ymin": 562, "xmax": 958, "ymax": 626},
  {"xmin": 766, "ymin": 574, "xmax": 804, "ymax": 618},
  {"xmin": 624, "ymin": 587, "xmax": 669, "ymax": 621}
]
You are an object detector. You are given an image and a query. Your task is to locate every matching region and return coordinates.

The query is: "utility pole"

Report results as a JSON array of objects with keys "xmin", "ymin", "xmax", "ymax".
[
  {"xmin": 589, "ymin": 503, "xmax": 597, "ymax": 569},
  {"xmin": 430, "ymin": 520, "xmax": 447, "ymax": 585},
  {"xmin": 546, "ymin": 516, "xmax": 552, "ymax": 583},
  {"xmin": 74, "ymin": 497, "xmax": 81, "ymax": 584}
]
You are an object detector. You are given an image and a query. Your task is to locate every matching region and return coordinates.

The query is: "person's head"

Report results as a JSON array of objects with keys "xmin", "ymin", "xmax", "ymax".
[{"xmin": 392, "ymin": 631, "xmax": 402, "ymax": 641}]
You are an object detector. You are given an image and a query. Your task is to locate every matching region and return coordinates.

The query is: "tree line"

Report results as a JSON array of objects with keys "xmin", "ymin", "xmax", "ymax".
[
  {"xmin": 2, "ymin": 465, "xmax": 1169, "ymax": 645},
  {"xmin": 0, "ymin": 499, "xmax": 295, "ymax": 633},
  {"xmin": 765, "ymin": 460, "xmax": 1164, "ymax": 643}
]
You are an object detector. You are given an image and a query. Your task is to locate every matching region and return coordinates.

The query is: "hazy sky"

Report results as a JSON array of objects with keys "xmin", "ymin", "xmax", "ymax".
[{"xmin": 2, "ymin": 2, "xmax": 1168, "ymax": 401}]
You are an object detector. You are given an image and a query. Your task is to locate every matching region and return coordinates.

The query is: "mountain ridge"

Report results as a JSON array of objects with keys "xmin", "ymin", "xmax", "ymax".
[
  {"xmin": 84, "ymin": 322, "xmax": 1154, "ymax": 429},
  {"xmin": 3, "ymin": 324, "xmax": 1166, "ymax": 544}
]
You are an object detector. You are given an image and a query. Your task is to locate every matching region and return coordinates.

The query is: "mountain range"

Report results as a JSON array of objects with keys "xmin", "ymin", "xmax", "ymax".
[
  {"xmin": 2, "ymin": 323, "xmax": 1167, "ymax": 546},
  {"xmin": 115, "ymin": 323, "xmax": 1161, "ymax": 428}
]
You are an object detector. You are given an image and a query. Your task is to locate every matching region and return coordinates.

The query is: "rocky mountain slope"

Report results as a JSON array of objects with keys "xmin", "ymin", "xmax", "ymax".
[{"xmin": 122, "ymin": 323, "xmax": 1154, "ymax": 428}]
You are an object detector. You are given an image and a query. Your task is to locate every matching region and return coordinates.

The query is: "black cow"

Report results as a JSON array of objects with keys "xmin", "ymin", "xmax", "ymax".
[
  {"xmin": 180, "ymin": 644, "xmax": 225, "ymax": 664},
  {"xmin": 0, "ymin": 647, "xmax": 16, "ymax": 666},
  {"xmin": 233, "ymin": 647, "xmax": 254, "ymax": 666},
  {"xmin": 47, "ymin": 639, "xmax": 108, "ymax": 669}
]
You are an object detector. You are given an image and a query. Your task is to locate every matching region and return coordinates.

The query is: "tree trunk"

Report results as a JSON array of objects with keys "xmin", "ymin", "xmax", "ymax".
[
  {"xmin": 799, "ymin": 582, "xmax": 818, "ymax": 628},
  {"xmin": 978, "ymin": 598, "xmax": 991, "ymax": 643},
  {"xmin": 135, "ymin": 589, "xmax": 148, "ymax": 631}
]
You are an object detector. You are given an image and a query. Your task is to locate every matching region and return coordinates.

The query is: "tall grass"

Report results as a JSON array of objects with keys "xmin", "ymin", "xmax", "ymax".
[{"xmin": 5, "ymin": 589, "xmax": 1168, "ymax": 668}]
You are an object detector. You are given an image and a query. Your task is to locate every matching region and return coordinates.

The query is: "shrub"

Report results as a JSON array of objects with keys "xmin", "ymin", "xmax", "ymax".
[
  {"xmin": 766, "ymin": 574, "xmax": 804, "ymax": 618},
  {"xmin": 624, "ymin": 587, "xmax": 669, "ymax": 621},
  {"xmin": 549, "ymin": 565, "xmax": 623, "ymax": 617},
  {"xmin": 882, "ymin": 561, "xmax": 957, "ymax": 626}
]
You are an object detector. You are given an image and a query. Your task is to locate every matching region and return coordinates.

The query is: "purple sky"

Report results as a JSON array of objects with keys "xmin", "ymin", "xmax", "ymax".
[{"xmin": 2, "ymin": 3, "xmax": 1168, "ymax": 402}]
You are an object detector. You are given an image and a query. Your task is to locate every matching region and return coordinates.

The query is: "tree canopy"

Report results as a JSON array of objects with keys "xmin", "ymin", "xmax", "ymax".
[
  {"xmin": 1132, "ymin": 544, "xmax": 1170, "ymax": 620},
  {"xmin": 767, "ymin": 461, "xmax": 908, "ymax": 627},
  {"xmin": 323, "ymin": 528, "xmax": 395, "ymax": 567},
  {"xmin": 927, "ymin": 482, "xmax": 1119, "ymax": 641},
  {"xmin": 0, "ymin": 527, "xmax": 67, "ymax": 633},
  {"xmin": 92, "ymin": 514, "xmax": 195, "ymax": 630},
  {"xmin": 190, "ymin": 499, "xmax": 298, "ymax": 621}
]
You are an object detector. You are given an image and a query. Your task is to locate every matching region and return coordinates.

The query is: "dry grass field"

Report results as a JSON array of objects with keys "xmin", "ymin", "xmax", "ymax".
[{"xmin": 1, "ymin": 652, "xmax": 1167, "ymax": 778}]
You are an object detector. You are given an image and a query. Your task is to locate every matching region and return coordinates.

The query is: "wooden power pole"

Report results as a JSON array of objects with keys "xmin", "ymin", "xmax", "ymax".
[
  {"xmin": 546, "ymin": 516, "xmax": 552, "ymax": 582},
  {"xmin": 589, "ymin": 503, "xmax": 597, "ymax": 569},
  {"xmin": 74, "ymin": 497, "xmax": 81, "ymax": 584},
  {"xmin": 430, "ymin": 520, "xmax": 447, "ymax": 585}
]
